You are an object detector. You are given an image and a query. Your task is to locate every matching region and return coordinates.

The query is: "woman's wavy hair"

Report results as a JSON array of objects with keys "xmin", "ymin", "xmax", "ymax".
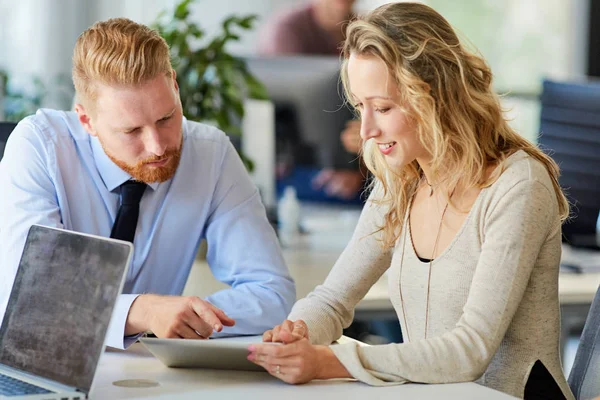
[{"xmin": 340, "ymin": 2, "xmax": 569, "ymax": 248}]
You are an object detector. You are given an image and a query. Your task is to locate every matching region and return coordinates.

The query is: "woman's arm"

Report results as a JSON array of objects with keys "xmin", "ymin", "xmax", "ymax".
[
  {"xmin": 329, "ymin": 178, "xmax": 559, "ymax": 385},
  {"xmin": 288, "ymin": 185, "xmax": 393, "ymax": 345}
]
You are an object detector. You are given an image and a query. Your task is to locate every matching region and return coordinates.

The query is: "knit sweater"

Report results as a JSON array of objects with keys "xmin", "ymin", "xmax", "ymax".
[{"xmin": 288, "ymin": 151, "xmax": 574, "ymax": 399}]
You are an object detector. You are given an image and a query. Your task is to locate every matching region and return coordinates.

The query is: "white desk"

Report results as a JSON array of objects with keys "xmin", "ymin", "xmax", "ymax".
[{"xmin": 90, "ymin": 343, "xmax": 515, "ymax": 399}]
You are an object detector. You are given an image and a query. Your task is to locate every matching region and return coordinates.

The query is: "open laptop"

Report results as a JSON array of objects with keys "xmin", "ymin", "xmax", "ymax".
[{"xmin": 0, "ymin": 225, "xmax": 132, "ymax": 399}]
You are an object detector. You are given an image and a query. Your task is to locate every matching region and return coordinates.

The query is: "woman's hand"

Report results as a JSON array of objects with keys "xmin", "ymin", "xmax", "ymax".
[
  {"xmin": 247, "ymin": 338, "xmax": 351, "ymax": 384},
  {"xmin": 262, "ymin": 319, "xmax": 309, "ymax": 344}
]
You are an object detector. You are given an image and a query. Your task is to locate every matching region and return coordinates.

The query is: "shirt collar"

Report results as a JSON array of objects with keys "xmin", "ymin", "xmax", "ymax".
[{"xmin": 91, "ymin": 136, "xmax": 160, "ymax": 192}]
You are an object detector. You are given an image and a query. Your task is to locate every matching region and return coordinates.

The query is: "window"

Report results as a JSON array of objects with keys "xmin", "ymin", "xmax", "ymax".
[{"xmin": 357, "ymin": 0, "xmax": 589, "ymax": 142}]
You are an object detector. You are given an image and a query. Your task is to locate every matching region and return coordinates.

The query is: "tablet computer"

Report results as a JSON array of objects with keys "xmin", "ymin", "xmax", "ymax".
[{"xmin": 139, "ymin": 335, "xmax": 277, "ymax": 372}]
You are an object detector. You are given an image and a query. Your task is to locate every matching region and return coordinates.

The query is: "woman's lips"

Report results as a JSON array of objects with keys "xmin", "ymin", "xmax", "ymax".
[{"xmin": 378, "ymin": 141, "xmax": 397, "ymax": 155}]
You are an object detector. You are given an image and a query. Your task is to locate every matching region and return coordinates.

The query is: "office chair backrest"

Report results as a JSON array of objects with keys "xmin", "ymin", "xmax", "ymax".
[
  {"xmin": 0, "ymin": 121, "xmax": 17, "ymax": 160},
  {"xmin": 538, "ymin": 79, "xmax": 600, "ymax": 248},
  {"xmin": 569, "ymin": 286, "xmax": 600, "ymax": 399}
]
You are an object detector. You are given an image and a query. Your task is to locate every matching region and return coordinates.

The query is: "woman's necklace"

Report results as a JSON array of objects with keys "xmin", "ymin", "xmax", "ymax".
[
  {"xmin": 397, "ymin": 190, "xmax": 451, "ymax": 342},
  {"xmin": 424, "ymin": 177, "xmax": 435, "ymax": 197}
]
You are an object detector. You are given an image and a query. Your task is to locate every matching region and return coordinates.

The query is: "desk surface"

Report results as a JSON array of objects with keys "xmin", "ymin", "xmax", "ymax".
[
  {"xmin": 185, "ymin": 204, "xmax": 600, "ymax": 310},
  {"xmin": 90, "ymin": 343, "xmax": 515, "ymax": 399}
]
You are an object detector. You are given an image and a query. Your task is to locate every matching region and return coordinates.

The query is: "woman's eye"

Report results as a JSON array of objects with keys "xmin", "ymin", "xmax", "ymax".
[{"xmin": 375, "ymin": 107, "xmax": 390, "ymax": 114}]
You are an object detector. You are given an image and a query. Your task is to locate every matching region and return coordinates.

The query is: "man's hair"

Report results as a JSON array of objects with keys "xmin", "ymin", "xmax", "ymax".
[
  {"xmin": 340, "ymin": 2, "xmax": 569, "ymax": 248},
  {"xmin": 72, "ymin": 18, "xmax": 172, "ymax": 106}
]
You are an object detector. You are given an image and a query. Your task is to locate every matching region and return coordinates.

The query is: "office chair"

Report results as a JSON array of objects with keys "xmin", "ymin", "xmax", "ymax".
[
  {"xmin": 0, "ymin": 121, "xmax": 17, "ymax": 160},
  {"xmin": 568, "ymin": 286, "xmax": 600, "ymax": 399},
  {"xmin": 538, "ymin": 79, "xmax": 600, "ymax": 249}
]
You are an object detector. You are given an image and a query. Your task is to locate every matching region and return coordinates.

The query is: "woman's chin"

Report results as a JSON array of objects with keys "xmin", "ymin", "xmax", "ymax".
[{"xmin": 384, "ymin": 156, "xmax": 406, "ymax": 171}]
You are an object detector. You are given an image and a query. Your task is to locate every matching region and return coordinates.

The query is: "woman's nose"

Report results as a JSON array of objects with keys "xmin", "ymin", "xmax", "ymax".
[{"xmin": 360, "ymin": 117, "xmax": 380, "ymax": 140}]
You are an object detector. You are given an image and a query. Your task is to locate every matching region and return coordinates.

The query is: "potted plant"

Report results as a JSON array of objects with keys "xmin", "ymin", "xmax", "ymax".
[{"xmin": 152, "ymin": 0, "xmax": 269, "ymax": 171}]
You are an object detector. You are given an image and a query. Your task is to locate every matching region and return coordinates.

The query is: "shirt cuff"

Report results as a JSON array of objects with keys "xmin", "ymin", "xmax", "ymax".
[{"xmin": 104, "ymin": 294, "xmax": 141, "ymax": 350}]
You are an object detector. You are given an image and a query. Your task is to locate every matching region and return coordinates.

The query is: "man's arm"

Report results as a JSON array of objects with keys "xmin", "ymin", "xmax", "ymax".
[
  {"xmin": 202, "ymin": 137, "xmax": 296, "ymax": 335},
  {"xmin": 0, "ymin": 120, "xmax": 64, "ymax": 319},
  {"xmin": 0, "ymin": 120, "xmax": 144, "ymax": 351}
]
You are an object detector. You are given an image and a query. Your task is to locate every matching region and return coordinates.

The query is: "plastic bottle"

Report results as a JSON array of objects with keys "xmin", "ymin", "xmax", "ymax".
[{"xmin": 278, "ymin": 186, "xmax": 301, "ymax": 247}]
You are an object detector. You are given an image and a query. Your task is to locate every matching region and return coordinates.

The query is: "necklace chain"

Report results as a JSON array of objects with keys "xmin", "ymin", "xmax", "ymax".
[
  {"xmin": 423, "ymin": 176, "xmax": 434, "ymax": 197},
  {"xmin": 398, "ymin": 191, "xmax": 451, "ymax": 342}
]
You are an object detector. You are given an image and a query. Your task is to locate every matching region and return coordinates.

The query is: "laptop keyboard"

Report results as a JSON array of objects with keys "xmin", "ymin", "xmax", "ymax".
[{"xmin": 0, "ymin": 373, "xmax": 52, "ymax": 396}]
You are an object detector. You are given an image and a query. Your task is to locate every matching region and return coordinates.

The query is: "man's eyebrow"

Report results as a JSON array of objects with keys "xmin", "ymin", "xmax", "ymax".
[
  {"xmin": 157, "ymin": 108, "xmax": 176, "ymax": 121},
  {"xmin": 118, "ymin": 108, "xmax": 176, "ymax": 132}
]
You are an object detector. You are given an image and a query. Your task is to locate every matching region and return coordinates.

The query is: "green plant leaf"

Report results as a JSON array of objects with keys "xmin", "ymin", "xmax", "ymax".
[
  {"xmin": 174, "ymin": 0, "xmax": 192, "ymax": 20},
  {"xmin": 238, "ymin": 15, "xmax": 259, "ymax": 29},
  {"xmin": 153, "ymin": 0, "xmax": 269, "ymax": 170},
  {"xmin": 243, "ymin": 72, "xmax": 270, "ymax": 100}
]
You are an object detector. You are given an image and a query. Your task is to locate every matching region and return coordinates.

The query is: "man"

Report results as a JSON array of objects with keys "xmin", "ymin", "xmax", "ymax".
[
  {"xmin": 0, "ymin": 18, "xmax": 295, "ymax": 349},
  {"xmin": 258, "ymin": 0, "xmax": 365, "ymax": 200}
]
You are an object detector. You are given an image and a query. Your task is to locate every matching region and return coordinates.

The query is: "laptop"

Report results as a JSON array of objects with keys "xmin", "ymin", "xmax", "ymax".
[{"xmin": 0, "ymin": 225, "xmax": 132, "ymax": 399}]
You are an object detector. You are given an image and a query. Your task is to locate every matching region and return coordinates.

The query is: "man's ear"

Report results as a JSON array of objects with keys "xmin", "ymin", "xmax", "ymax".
[
  {"xmin": 171, "ymin": 70, "xmax": 179, "ymax": 92},
  {"xmin": 74, "ymin": 103, "xmax": 97, "ymax": 137}
]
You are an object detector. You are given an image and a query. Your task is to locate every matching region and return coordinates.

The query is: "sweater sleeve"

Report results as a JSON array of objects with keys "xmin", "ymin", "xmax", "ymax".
[
  {"xmin": 328, "ymin": 179, "xmax": 559, "ymax": 386},
  {"xmin": 287, "ymin": 185, "xmax": 393, "ymax": 345}
]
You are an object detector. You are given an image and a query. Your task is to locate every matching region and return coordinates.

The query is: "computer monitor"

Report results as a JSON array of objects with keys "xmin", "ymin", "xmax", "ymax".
[
  {"xmin": 244, "ymin": 55, "xmax": 362, "ymax": 205},
  {"xmin": 245, "ymin": 55, "xmax": 356, "ymax": 169},
  {"xmin": 538, "ymin": 79, "xmax": 600, "ymax": 249}
]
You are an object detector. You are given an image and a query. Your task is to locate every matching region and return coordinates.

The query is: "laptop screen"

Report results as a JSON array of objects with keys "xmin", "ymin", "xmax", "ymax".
[{"xmin": 0, "ymin": 225, "xmax": 131, "ymax": 391}]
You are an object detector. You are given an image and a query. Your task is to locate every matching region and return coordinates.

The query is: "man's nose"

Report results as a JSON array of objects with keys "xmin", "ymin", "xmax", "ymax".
[{"xmin": 144, "ymin": 128, "xmax": 167, "ymax": 156}]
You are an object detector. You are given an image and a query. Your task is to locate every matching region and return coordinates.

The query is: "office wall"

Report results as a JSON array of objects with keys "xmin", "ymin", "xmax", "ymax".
[
  {"xmin": 0, "ymin": 0, "xmax": 90, "ymax": 108},
  {"xmin": 0, "ymin": 0, "xmax": 590, "ymax": 112}
]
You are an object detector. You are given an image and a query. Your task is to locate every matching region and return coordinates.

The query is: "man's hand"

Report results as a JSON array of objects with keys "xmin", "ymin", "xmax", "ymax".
[
  {"xmin": 125, "ymin": 294, "xmax": 235, "ymax": 338},
  {"xmin": 312, "ymin": 169, "xmax": 364, "ymax": 200},
  {"xmin": 262, "ymin": 319, "xmax": 309, "ymax": 344}
]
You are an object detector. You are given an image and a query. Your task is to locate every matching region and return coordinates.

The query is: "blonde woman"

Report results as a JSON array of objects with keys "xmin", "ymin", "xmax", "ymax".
[{"xmin": 248, "ymin": 2, "xmax": 573, "ymax": 399}]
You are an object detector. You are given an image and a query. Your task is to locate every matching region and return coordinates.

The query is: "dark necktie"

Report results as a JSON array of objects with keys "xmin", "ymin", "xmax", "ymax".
[{"xmin": 110, "ymin": 181, "xmax": 147, "ymax": 243}]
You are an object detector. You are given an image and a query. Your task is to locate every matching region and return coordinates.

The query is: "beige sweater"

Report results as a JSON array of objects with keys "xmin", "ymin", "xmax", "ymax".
[{"xmin": 288, "ymin": 151, "xmax": 574, "ymax": 399}]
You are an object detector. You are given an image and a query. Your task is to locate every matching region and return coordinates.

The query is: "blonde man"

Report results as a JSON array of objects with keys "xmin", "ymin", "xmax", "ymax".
[
  {"xmin": 249, "ymin": 3, "xmax": 574, "ymax": 399},
  {"xmin": 0, "ymin": 18, "xmax": 295, "ymax": 349}
]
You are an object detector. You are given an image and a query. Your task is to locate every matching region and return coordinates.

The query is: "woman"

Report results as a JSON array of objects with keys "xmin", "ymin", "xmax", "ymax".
[{"xmin": 248, "ymin": 2, "xmax": 573, "ymax": 399}]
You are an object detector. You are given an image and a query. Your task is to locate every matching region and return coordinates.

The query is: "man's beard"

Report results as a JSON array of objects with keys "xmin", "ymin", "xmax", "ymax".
[{"xmin": 101, "ymin": 138, "xmax": 183, "ymax": 184}]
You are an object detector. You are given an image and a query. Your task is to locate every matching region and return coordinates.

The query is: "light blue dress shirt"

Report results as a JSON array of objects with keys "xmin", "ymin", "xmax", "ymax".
[{"xmin": 0, "ymin": 109, "xmax": 295, "ymax": 349}]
